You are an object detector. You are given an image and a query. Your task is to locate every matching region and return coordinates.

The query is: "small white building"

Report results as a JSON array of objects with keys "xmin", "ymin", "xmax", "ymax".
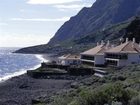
[
  {"xmin": 58, "ymin": 54, "xmax": 81, "ymax": 65},
  {"xmin": 80, "ymin": 42, "xmax": 111, "ymax": 66},
  {"xmin": 105, "ymin": 38, "xmax": 140, "ymax": 67}
]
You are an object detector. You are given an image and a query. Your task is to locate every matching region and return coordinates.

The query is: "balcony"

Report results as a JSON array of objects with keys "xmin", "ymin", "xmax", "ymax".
[{"xmin": 105, "ymin": 54, "xmax": 128, "ymax": 60}]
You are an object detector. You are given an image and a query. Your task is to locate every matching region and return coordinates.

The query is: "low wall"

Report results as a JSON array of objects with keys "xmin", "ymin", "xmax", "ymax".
[
  {"xmin": 27, "ymin": 63, "xmax": 95, "ymax": 78},
  {"xmin": 41, "ymin": 63, "xmax": 69, "ymax": 70},
  {"xmin": 68, "ymin": 67, "xmax": 94, "ymax": 76},
  {"xmin": 27, "ymin": 70, "xmax": 67, "ymax": 79}
]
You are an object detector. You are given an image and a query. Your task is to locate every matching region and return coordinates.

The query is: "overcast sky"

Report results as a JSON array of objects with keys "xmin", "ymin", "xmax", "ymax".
[{"xmin": 0, "ymin": 0, "xmax": 96, "ymax": 47}]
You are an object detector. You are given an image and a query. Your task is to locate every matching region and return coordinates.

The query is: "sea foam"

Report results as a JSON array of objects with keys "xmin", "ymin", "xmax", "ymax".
[{"xmin": 0, "ymin": 54, "xmax": 48, "ymax": 82}]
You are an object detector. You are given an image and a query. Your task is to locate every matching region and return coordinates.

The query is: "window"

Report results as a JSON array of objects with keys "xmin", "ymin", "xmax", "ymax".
[
  {"xmin": 106, "ymin": 53, "xmax": 128, "ymax": 59},
  {"xmin": 81, "ymin": 55, "xmax": 94, "ymax": 60},
  {"xmin": 106, "ymin": 60, "xmax": 118, "ymax": 66},
  {"xmin": 73, "ymin": 60, "xmax": 77, "ymax": 64},
  {"xmin": 82, "ymin": 61, "xmax": 94, "ymax": 66}
]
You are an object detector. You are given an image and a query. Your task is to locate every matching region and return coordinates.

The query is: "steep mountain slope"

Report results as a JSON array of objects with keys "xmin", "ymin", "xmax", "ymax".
[
  {"xmin": 123, "ymin": 17, "xmax": 140, "ymax": 43},
  {"xmin": 15, "ymin": 17, "xmax": 140, "ymax": 54},
  {"xmin": 48, "ymin": 0, "xmax": 140, "ymax": 45},
  {"xmin": 15, "ymin": 0, "xmax": 140, "ymax": 54}
]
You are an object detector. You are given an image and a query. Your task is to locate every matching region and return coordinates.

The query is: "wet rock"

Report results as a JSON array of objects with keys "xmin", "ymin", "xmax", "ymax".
[
  {"xmin": 19, "ymin": 84, "xmax": 29, "ymax": 89},
  {"xmin": 71, "ymin": 82, "xmax": 79, "ymax": 89},
  {"xmin": 32, "ymin": 99, "xmax": 42, "ymax": 104}
]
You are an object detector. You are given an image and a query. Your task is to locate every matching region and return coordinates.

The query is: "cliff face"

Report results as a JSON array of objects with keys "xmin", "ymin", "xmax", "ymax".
[
  {"xmin": 48, "ymin": 0, "xmax": 140, "ymax": 45},
  {"xmin": 15, "ymin": 17, "xmax": 140, "ymax": 54}
]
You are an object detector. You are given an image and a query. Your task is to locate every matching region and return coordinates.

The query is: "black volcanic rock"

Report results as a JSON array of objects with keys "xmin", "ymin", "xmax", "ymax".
[{"xmin": 48, "ymin": 0, "xmax": 140, "ymax": 45}]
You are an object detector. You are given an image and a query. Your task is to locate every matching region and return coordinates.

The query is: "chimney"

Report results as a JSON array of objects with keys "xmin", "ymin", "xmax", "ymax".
[
  {"xmin": 120, "ymin": 38, "xmax": 124, "ymax": 44},
  {"xmin": 101, "ymin": 40, "xmax": 104, "ymax": 45},
  {"xmin": 105, "ymin": 40, "xmax": 110, "ymax": 49},
  {"xmin": 97, "ymin": 42, "xmax": 99, "ymax": 46},
  {"xmin": 126, "ymin": 38, "xmax": 128, "ymax": 43},
  {"xmin": 107, "ymin": 40, "xmax": 110, "ymax": 45},
  {"xmin": 131, "ymin": 38, "xmax": 136, "ymax": 48},
  {"xmin": 133, "ymin": 38, "xmax": 136, "ymax": 43}
]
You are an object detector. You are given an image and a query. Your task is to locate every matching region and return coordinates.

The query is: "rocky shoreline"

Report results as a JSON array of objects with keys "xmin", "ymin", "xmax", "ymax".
[
  {"xmin": 0, "ymin": 73, "xmax": 74, "ymax": 105},
  {"xmin": 0, "ymin": 65, "xmax": 140, "ymax": 105}
]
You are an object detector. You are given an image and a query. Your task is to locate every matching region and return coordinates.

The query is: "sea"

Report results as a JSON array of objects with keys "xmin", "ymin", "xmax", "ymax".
[{"xmin": 0, "ymin": 47, "xmax": 48, "ymax": 82}]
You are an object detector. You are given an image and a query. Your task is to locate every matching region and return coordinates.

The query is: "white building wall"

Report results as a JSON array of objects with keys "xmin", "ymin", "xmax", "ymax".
[
  {"xmin": 127, "ymin": 53, "xmax": 140, "ymax": 64},
  {"xmin": 60, "ymin": 59, "xmax": 81, "ymax": 65},
  {"xmin": 105, "ymin": 53, "xmax": 140, "ymax": 67},
  {"xmin": 118, "ymin": 60, "xmax": 127, "ymax": 67},
  {"xmin": 117, "ymin": 53, "xmax": 140, "ymax": 67},
  {"xmin": 95, "ymin": 55, "xmax": 105, "ymax": 65}
]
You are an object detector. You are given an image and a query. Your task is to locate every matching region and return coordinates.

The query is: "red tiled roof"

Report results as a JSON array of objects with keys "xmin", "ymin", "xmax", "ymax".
[
  {"xmin": 106, "ymin": 41, "xmax": 140, "ymax": 53},
  {"xmin": 81, "ymin": 45, "xmax": 110, "ymax": 55},
  {"xmin": 59, "ymin": 54, "xmax": 80, "ymax": 60}
]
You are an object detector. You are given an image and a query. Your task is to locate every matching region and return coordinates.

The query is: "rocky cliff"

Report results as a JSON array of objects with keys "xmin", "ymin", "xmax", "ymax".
[
  {"xmin": 15, "ymin": 0, "xmax": 140, "ymax": 54},
  {"xmin": 48, "ymin": 0, "xmax": 140, "ymax": 45}
]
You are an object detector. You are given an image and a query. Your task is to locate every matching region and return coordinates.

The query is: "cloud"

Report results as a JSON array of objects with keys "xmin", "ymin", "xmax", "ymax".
[
  {"xmin": 55, "ymin": 4, "xmax": 92, "ymax": 9},
  {"xmin": 27, "ymin": 0, "xmax": 82, "ymax": 5},
  {"xmin": 0, "ymin": 34, "xmax": 51, "ymax": 47},
  {"xmin": 0, "ymin": 23, "xmax": 8, "ymax": 26},
  {"xmin": 11, "ymin": 17, "xmax": 70, "ymax": 22},
  {"xmin": 54, "ymin": 4, "xmax": 92, "ymax": 11}
]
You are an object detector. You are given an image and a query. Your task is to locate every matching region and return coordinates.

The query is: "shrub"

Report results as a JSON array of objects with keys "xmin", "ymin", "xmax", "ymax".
[
  {"xmin": 129, "ymin": 95, "xmax": 140, "ymax": 105},
  {"xmin": 51, "ymin": 96, "xmax": 73, "ymax": 105},
  {"xmin": 111, "ymin": 101, "xmax": 122, "ymax": 105},
  {"xmin": 68, "ymin": 100, "xmax": 79, "ymax": 105},
  {"xmin": 76, "ymin": 82, "xmax": 136, "ymax": 105}
]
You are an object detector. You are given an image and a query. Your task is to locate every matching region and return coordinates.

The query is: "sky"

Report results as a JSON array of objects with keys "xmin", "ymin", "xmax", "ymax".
[{"xmin": 0, "ymin": 0, "xmax": 96, "ymax": 47}]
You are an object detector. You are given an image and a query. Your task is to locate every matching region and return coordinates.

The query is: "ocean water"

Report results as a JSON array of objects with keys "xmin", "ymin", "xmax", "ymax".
[{"xmin": 0, "ymin": 48, "xmax": 48, "ymax": 81}]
